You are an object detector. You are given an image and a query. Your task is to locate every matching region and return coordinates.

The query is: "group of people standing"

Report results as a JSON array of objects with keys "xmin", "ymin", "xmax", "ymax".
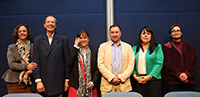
[{"xmin": 2, "ymin": 15, "xmax": 198, "ymax": 97}]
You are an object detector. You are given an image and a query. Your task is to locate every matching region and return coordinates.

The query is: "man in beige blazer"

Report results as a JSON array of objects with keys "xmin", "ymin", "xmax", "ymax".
[{"xmin": 98, "ymin": 24, "xmax": 135, "ymax": 96}]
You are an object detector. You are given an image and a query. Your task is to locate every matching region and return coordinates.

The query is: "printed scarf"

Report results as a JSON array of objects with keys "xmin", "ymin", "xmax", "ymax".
[
  {"xmin": 77, "ymin": 46, "xmax": 92, "ymax": 97},
  {"xmin": 16, "ymin": 39, "xmax": 32, "ymax": 86}
]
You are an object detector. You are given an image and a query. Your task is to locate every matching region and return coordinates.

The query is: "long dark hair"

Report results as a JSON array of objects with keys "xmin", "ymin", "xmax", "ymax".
[{"xmin": 136, "ymin": 26, "xmax": 158, "ymax": 54}]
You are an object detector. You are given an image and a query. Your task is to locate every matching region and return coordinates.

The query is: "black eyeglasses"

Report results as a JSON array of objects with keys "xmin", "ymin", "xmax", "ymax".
[{"xmin": 171, "ymin": 30, "xmax": 181, "ymax": 33}]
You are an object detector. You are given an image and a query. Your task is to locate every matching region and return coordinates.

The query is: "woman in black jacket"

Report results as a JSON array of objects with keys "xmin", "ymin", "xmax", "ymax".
[{"xmin": 67, "ymin": 30, "xmax": 99, "ymax": 97}]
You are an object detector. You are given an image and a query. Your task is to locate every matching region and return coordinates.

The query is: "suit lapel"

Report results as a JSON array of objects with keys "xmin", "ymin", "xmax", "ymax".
[
  {"xmin": 41, "ymin": 34, "xmax": 51, "ymax": 50},
  {"xmin": 47, "ymin": 33, "xmax": 59, "ymax": 56},
  {"xmin": 120, "ymin": 42, "xmax": 126, "ymax": 73},
  {"xmin": 30, "ymin": 43, "xmax": 33, "ymax": 60},
  {"xmin": 14, "ymin": 44, "xmax": 22, "ymax": 60},
  {"xmin": 107, "ymin": 41, "xmax": 113, "ymax": 72}
]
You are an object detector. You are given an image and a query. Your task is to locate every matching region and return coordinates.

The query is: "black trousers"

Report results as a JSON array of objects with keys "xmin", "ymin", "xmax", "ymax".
[
  {"xmin": 135, "ymin": 80, "xmax": 162, "ymax": 97},
  {"xmin": 164, "ymin": 84, "xmax": 195, "ymax": 94}
]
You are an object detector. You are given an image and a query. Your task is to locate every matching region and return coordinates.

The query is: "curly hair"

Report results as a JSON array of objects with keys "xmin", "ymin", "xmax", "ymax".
[{"xmin": 12, "ymin": 24, "xmax": 32, "ymax": 42}]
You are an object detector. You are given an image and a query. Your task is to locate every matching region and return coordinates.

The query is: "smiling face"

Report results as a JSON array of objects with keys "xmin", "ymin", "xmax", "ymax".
[
  {"xmin": 18, "ymin": 26, "xmax": 28, "ymax": 41},
  {"xmin": 140, "ymin": 29, "xmax": 151, "ymax": 44},
  {"xmin": 170, "ymin": 26, "xmax": 182, "ymax": 40},
  {"xmin": 79, "ymin": 33, "xmax": 89, "ymax": 48},
  {"xmin": 44, "ymin": 16, "xmax": 57, "ymax": 33},
  {"xmin": 109, "ymin": 26, "xmax": 122, "ymax": 45}
]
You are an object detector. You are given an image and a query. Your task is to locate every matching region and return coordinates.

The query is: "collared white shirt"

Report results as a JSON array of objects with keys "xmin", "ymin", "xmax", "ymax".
[
  {"xmin": 47, "ymin": 32, "xmax": 55, "ymax": 45},
  {"xmin": 138, "ymin": 48, "xmax": 147, "ymax": 74}
]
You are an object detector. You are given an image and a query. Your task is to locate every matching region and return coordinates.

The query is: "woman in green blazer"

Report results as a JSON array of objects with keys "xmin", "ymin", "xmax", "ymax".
[{"xmin": 132, "ymin": 26, "xmax": 164, "ymax": 97}]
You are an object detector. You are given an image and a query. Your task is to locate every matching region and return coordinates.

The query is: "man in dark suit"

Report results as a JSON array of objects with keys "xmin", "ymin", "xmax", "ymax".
[{"xmin": 31, "ymin": 16, "xmax": 70, "ymax": 97}]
